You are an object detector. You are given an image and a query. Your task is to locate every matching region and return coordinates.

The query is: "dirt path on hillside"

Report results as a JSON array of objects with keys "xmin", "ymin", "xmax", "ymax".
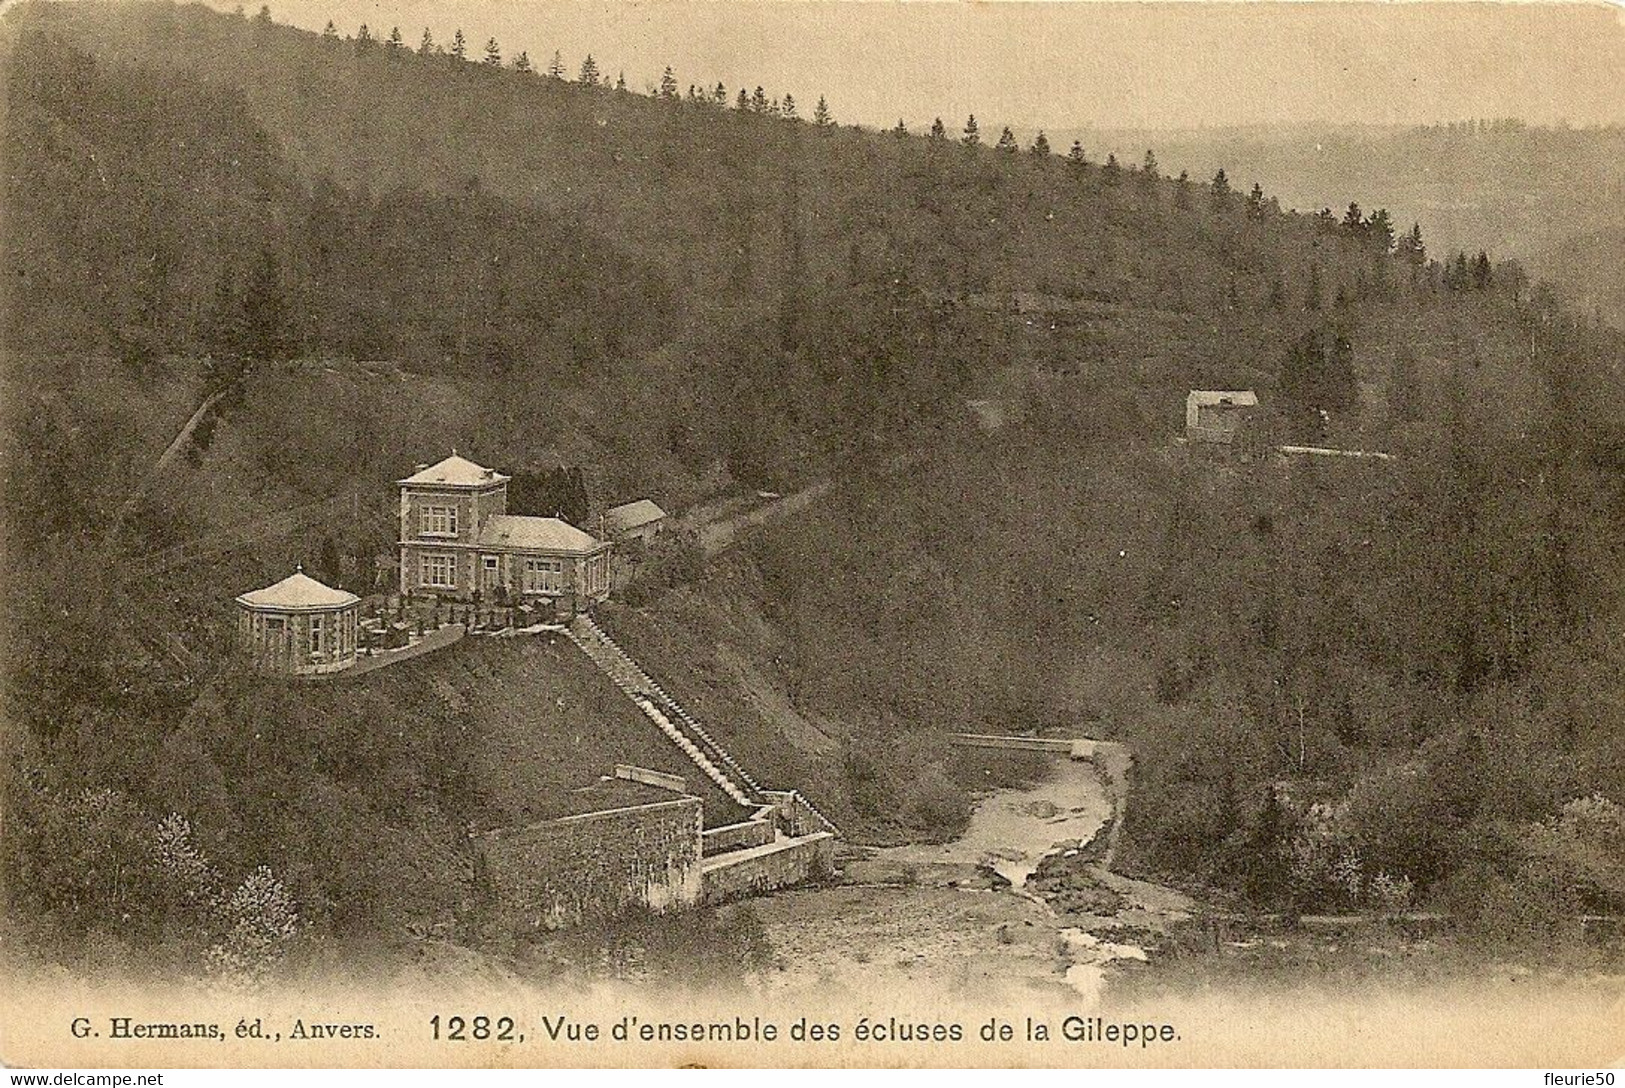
[
  {"xmin": 109, "ymin": 387, "xmax": 228, "ymax": 543},
  {"xmin": 682, "ymin": 449, "xmax": 927, "ymax": 560},
  {"xmin": 694, "ymin": 480, "xmax": 833, "ymax": 557}
]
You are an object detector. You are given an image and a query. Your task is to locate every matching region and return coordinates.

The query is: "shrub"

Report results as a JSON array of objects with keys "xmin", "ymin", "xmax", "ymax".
[{"xmin": 1520, "ymin": 793, "xmax": 1625, "ymax": 912}]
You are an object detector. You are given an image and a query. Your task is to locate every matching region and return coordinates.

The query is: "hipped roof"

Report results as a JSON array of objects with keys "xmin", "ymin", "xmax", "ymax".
[{"xmin": 398, "ymin": 453, "xmax": 511, "ymax": 488}]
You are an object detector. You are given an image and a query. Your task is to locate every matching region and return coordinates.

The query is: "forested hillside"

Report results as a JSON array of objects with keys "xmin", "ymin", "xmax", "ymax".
[
  {"xmin": 3, "ymin": 0, "xmax": 1624, "ymax": 981},
  {"xmin": 1064, "ymin": 121, "xmax": 1625, "ymax": 327}
]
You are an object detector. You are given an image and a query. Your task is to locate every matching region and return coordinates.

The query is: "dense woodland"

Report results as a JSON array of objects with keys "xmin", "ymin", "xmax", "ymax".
[{"xmin": 3, "ymin": 1, "xmax": 1624, "ymax": 982}]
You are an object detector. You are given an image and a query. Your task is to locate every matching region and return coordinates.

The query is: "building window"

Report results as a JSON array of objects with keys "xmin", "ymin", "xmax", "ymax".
[
  {"xmin": 419, "ymin": 505, "xmax": 458, "ymax": 536},
  {"xmin": 310, "ymin": 615, "xmax": 325, "ymax": 654},
  {"xmin": 265, "ymin": 616, "xmax": 285, "ymax": 635},
  {"xmin": 421, "ymin": 553, "xmax": 457, "ymax": 589},
  {"xmin": 522, "ymin": 557, "xmax": 564, "ymax": 594}
]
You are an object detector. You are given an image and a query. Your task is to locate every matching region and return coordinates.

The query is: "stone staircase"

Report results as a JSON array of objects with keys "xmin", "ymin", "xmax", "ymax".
[
  {"xmin": 567, "ymin": 614, "xmax": 760, "ymax": 808},
  {"xmin": 633, "ymin": 697, "xmax": 754, "ymax": 807}
]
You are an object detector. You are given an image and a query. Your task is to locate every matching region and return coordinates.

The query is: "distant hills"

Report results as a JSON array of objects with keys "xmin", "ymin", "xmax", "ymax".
[{"xmin": 1049, "ymin": 120, "xmax": 1625, "ymax": 327}]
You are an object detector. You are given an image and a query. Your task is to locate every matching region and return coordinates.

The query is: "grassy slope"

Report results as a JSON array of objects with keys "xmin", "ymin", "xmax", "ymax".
[{"xmin": 277, "ymin": 634, "xmax": 752, "ymax": 829}]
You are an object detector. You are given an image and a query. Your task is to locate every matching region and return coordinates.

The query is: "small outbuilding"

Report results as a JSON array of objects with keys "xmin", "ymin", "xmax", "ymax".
[
  {"xmin": 1185, "ymin": 390, "xmax": 1259, "ymax": 444},
  {"xmin": 603, "ymin": 499, "xmax": 668, "ymax": 545},
  {"xmin": 235, "ymin": 566, "xmax": 361, "ymax": 676}
]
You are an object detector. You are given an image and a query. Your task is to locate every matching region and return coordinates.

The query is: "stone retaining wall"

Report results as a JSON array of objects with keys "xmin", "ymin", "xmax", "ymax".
[
  {"xmin": 476, "ymin": 797, "xmax": 703, "ymax": 927},
  {"xmin": 700, "ymin": 832, "xmax": 837, "ymax": 904},
  {"xmin": 701, "ymin": 807, "xmax": 776, "ymax": 856},
  {"xmin": 762, "ymin": 789, "xmax": 836, "ymax": 836}
]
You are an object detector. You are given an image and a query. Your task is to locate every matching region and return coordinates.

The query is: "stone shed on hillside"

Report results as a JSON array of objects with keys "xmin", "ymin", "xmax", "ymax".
[
  {"xmin": 1185, "ymin": 390, "xmax": 1259, "ymax": 444},
  {"xmin": 603, "ymin": 499, "xmax": 668, "ymax": 545}
]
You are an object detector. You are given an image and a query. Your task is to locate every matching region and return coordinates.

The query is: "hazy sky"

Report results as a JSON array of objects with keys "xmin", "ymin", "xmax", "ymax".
[{"xmin": 213, "ymin": 1, "xmax": 1625, "ymax": 130}]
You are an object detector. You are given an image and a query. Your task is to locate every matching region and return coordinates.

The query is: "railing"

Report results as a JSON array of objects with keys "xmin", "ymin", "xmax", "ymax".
[
  {"xmin": 632, "ymin": 696, "xmax": 754, "ymax": 806},
  {"xmin": 563, "ymin": 616, "xmax": 755, "ymax": 806},
  {"xmin": 571, "ymin": 614, "xmax": 764, "ymax": 800},
  {"xmin": 564, "ymin": 613, "xmax": 842, "ymax": 835}
]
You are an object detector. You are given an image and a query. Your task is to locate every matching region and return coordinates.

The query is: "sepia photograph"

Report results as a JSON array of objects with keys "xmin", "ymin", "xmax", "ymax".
[{"xmin": 1, "ymin": 0, "xmax": 1623, "ymax": 1071}]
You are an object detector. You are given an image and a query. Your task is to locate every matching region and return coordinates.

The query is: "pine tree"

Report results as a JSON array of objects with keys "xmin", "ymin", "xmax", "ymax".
[
  {"xmin": 1246, "ymin": 182, "xmax": 1266, "ymax": 220},
  {"xmin": 1174, "ymin": 170, "xmax": 1191, "ymax": 208},
  {"xmin": 813, "ymin": 95, "xmax": 832, "ymax": 126},
  {"xmin": 618, "ymin": 72, "xmax": 629, "ymax": 92},
  {"xmin": 930, "ymin": 117, "xmax": 947, "ymax": 140},
  {"xmin": 1389, "ymin": 353, "xmax": 1423, "ymax": 423},
  {"xmin": 1472, "ymin": 250, "xmax": 1493, "ymax": 289},
  {"xmin": 736, "ymin": 88, "xmax": 750, "ymax": 111},
  {"xmin": 1456, "ymin": 251, "xmax": 1482, "ymax": 289},
  {"xmin": 781, "ymin": 93, "xmax": 796, "ymax": 118},
  {"xmin": 204, "ymin": 249, "xmax": 285, "ymax": 381},
  {"xmin": 1030, "ymin": 131, "xmax": 1051, "ymax": 156},
  {"xmin": 1343, "ymin": 202, "xmax": 1365, "ymax": 239},
  {"xmin": 659, "ymin": 66, "xmax": 679, "ymax": 99},
  {"xmin": 451, "ymin": 29, "xmax": 466, "ymax": 60},
  {"xmin": 1366, "ymin": 208, "xmax": 1395, "ymax": 252},
  {"xmin": 513, "ymin": 51, "xmax": 531, "ymax": 73},
  {"xmin": 483, "ymin": 37, "xmax": 502, "ymax": 66},
  {"xmin": 1102, "ymin": 152, "xmax": 1120, "ymax": 182},
  {"xmin": 751, "ymin": 86, "xmax": 768, "ymax": 112},
  {"xmin": 1280, "ymin": 327, "xmax": 1340, "ymax": 440},
  {"xmin": 712, "ymin": 82, "xmax": 726, "ymax": 104},
  {"xmin": 1326, "ymin": 331, "xmax": 1357, "ymax": 414},
  {"xmin": 322, "ymin": 20, "xmax": 339, "ymax": 41},
  {"xmin": 386, "ymin": 26, "xmax": 403, "ymax": 50},
  {"xmin": 1137, "ymin": 151, "xmax": 1158, "ymax": 195},
  {"xmin": 206, "ymin": 267, "xmax": 247, "ymax": 375},
  {"xmin": 578, "ymin": 54, "xmax": 599, "ymax": 84},
  {"xmin": 242, "ymin": 248, "xmax": 288, "ymax": 364},
  {"xmin": 1067, "ymin": 140, "xmax": 1085, "ymax": 166},
  {"xmin": 319, "ymin": 535, "xmax": 343, "ymax": 587},
  {"xmin": 1395, "ymin": 222, "xmax": 1426, "ymax": 275},
  {"xmin": 962, "ymin": 114, "xmax": 980, "ymax": 146},
  {"xmin": 892, "ymin": 118, "xmax": 908, "ymax": 138},
  {"xmin": 1448, "ymin": 251, "xmax": 1471, "ymax": 291},
  {"xmin": 1210, "ymin": 168, "xmax": 1232, "ymax": 211},
  {"xmin": 995, "ymin": 126, "xmax": 1018, "ymax": 153},
  {"xmin": 417, "ymin": 28, "xmax": 433, "ymax": 55},
  {"xmin": 547, "ymin": 51, "xmax": 565, "ymax": 79},
  {"xmin": 1244, "ymin": 787, "xmax": 1291, "ymax": 906},
  {"xmin": 354, "ymin": 24, "xmax": 374, "ymax": 52}
]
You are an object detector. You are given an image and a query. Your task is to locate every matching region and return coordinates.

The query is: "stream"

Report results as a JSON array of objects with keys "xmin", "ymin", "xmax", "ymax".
[
  {"xmin": 746, "ymin": 754, "xmax": 1176, "ymax": 1006},
  {"xmin": 873, "ymin": 756, "xmax": 1112, "ymax": 887}
]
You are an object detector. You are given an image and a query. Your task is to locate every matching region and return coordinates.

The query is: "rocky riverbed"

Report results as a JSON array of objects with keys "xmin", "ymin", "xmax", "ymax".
[{"xmin": 739, "ymin": 753, "xmax": 1193, "ymax": 1007}]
